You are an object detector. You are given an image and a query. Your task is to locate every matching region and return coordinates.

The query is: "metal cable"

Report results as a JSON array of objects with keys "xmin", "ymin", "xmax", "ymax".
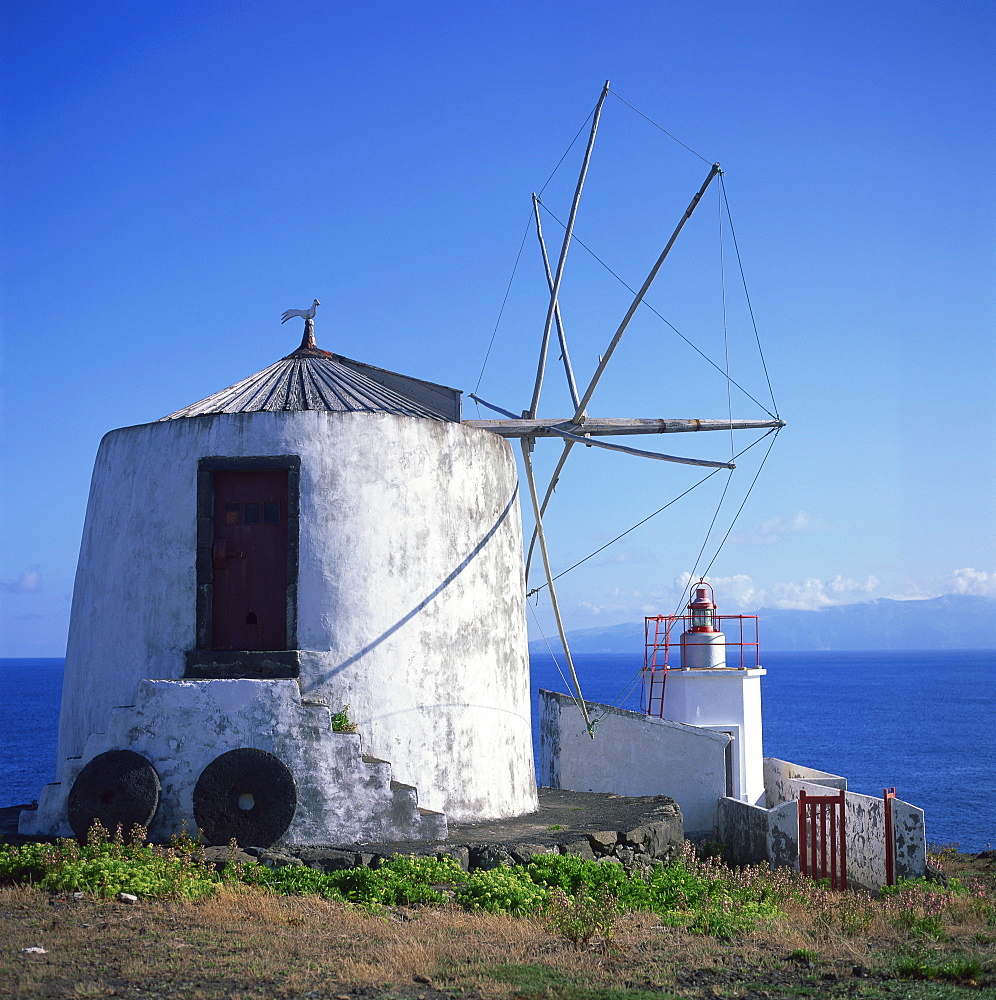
[
  {"xmin": 699, "ymin": 428, "xmax": 781, "ymax": 580},
  {"xmin": 476, "ymin": 91, "xmax": 606, "ymax": 397},
  {"xmin": 593, "ymin": 435, "xmax": 780, "ymax": 717},
  {"xmin": 525, "ymin": 428, "xmax": 775, "ymax": 597},
  {"xmin": 474, "ymin": 213, "xmax": 533, "ymax": 396},
  {"xmin": 608, "ymin": 90, "xmax": 714, "ymax": 165},
  {"xmin": 719, "ymin": 183, "xmax": 735, "ymax": 460},
  {"xmin": 528, "ymin": 599, "xmax": 588, "ymax": 722},
  {"xmin": 538, "ymin": 109, "xmax": 596, "ymax": 197},
  {"xmin": 537, "ymin": 203, "xmax": 777, "ymax": 418},
  {"xmin": 720, "ymin": 176, "xmax": 779, "ymax": 417},
  {"xmin": 671, "ymin": 468, "xmax": 736, "ymax": 619}
]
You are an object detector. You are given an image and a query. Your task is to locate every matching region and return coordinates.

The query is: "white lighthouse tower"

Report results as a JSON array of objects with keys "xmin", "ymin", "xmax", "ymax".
[{"xmin": 644, "ymin": 582, "xmax": 767, "ymax": 805}]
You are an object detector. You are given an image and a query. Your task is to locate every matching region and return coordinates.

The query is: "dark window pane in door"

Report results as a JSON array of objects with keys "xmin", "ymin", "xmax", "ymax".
[
  {"xmin": 225, "ymin": 504, "xmax": 241, "ymax": 525},
  {"xmin": 244, "ymin": 503, "xmax": 261, "ymax": 524},
  {"xmin": 263, "ymin": 502, "xmax": 280, "ymax": 524}
]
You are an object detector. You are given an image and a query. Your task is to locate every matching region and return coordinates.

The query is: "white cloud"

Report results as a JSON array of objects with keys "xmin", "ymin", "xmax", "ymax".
[
  {"xmin": 884, "ymin": 568, "xmax": 996, "ymax": 601},
  {"xmin": 676, "ymin": 572, "xmax": 757, "ymax": 608},
  {"xmin": 678, "ymin": 571, "xmax": 881, "ymax": 612},
  {"xmin": 1, "ymin": 567, "xmax": 42, "ymax": 593},
  {"xmin": 948, "ymin": 567, "xmax": 996, "ymax": 597},
  {"xmin": 764, "ymin": 574, "xmax": 880, "ymax": 610},
  {"xmin": 730, "ymin": 510, "xmax": 812, "ymax": 545},
  {"xmin": 562, "ymin": 567, "xmax": 996, "ymax": 627}
]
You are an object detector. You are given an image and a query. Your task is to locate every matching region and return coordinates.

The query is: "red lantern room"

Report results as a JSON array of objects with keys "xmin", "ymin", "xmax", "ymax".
[{"xmin": 688, "ymin": 583, "xmax": 719, "ymax": 632}]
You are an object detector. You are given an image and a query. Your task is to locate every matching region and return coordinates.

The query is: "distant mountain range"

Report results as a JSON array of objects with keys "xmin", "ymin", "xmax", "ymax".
[{"xmin": 529, "ymin": 594, "xmax": 996, "ymax": 654}]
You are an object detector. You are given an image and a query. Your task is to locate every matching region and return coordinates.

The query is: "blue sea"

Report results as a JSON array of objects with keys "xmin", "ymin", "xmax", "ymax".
[{"xmin": 2, "ymin": 651, "xmax": 993, "ymax": 851}]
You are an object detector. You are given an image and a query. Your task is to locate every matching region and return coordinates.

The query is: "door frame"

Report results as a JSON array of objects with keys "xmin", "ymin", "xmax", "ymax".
[{"xmin": 192, "ymin": 456, "xmax": 301, "ymax": 657}]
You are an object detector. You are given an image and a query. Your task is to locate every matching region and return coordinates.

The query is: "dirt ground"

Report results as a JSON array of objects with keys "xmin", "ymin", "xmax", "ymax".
[{"xmin": 1, "ymin": 849, "xmax": 994, "ymax": 1000}]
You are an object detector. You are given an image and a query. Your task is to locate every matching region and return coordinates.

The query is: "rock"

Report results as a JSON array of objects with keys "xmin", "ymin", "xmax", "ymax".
[
  {"xmin": 295, "ymin": 848, "xmax": 357, "ymax": 872},
  {"xmin": 558, "ymin": 839, "xmax": 595, "ymax": 860},
  {"xmin": 614, "ymin": 846, "xmax": 635, "ymax": 865},
  {"xmin": 437, "ymin": 845, "xmax": 470, "ymax": 870},
  {"xmin": 588, "ymin": 830, "xmax": 618, "ymax": 852},
  {"xmin": 509, "ymin": 843, "xmax": 552, "ymax": 864},
  {"xmin": 258, "ymin": 850, "xmax": 305, "ymax": 870},
  {"xmin": 469, "ymin": 844, "xmax": 516, "ymax": 871},
  {"xmin": 202, "ymin": 845, "xmax": 256, "ymax": 871}
]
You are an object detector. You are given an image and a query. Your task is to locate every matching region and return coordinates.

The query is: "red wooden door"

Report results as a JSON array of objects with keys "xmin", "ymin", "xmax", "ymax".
[{"xmin": 211, "ymin": 469, "xmax": 288, "ymax": 650}]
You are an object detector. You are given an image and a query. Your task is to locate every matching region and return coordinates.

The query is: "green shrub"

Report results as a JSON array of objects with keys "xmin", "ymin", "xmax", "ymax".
[
  {"xmin": 0, "ymin": 823, "xmax": 219, "ymax": 900},
  {"xmin": 254, "ymin": 853, "xmax": 466, "ymax": 906},
  {"xmin": 454, "ymin": 866, "xmax": 548, "ymax": 915},
  {"xmin": 546, "ymin": 883, "xmax": 618, "ymax": 948}
]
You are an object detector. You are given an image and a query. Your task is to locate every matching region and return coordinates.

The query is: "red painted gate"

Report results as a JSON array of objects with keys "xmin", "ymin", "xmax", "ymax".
[
  {"xmin": 798, "ymin": 788, "xmax": 847, "ymax": 890},
  {"xmin": 883, "ymin": 787, "xmax": 897, "ymax": 886},
  {"xmin": 211, "ymin": 469, "xmax": 288, "ymax": 650}
]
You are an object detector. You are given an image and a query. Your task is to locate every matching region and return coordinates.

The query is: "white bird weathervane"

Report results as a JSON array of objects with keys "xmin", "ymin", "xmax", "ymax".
[{"xmin": 281, "ymin": 298, "xmax": 321, "ymax": 352}]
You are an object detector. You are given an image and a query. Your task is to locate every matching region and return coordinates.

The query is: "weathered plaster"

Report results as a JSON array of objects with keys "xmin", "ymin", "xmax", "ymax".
[
  {"xmin": 21, "ymin": 679, "xmax": 445, "ymax": 843},
  {"xmin": 763, "ymin": 758, "xmax": 847, "ymax": 808},
  {"xmin": 766, "ymin": 799, "xmax": 800, "ymax": 870},
  {"xmin": 891, "ymin": 799, "xmax": 927, "ymax": 880},
  {"xmin": 716, "ymin": 797, "xmax": 769, "ymax": 865},
  {"xmin": 539, "ymin": 690, "xmax": 729, "ymax": 834},
  {"xmin": 47, "ymin": 409, "xmax": 536, "ymax": 834},
  {"xmin": 759, "ymin": 758, "xmax": 925, "ymax": 888}
]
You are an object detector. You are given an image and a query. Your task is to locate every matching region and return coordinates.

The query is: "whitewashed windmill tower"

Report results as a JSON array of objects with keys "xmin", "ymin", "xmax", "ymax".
[
  {"xmin": 21, "ymin": 83, "xmax": 782, "ymax": 846},
  {"xmin": 21, "ymin": 306, "xmax": 537, "ymax": 844}
]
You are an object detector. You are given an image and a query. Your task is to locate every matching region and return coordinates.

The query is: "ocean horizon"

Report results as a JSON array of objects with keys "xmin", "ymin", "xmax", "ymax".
[{"xmin": 2, "ymin": 650, "xmax": 993, "ymax": 851}]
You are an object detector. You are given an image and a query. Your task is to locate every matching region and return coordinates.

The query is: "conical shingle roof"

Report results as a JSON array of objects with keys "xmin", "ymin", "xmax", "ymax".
[{"xmin": 160, "ymin": 335, "xmax": 461, "ymax": 422}]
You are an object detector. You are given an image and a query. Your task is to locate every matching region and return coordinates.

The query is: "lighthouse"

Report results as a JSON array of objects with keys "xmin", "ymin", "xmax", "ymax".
[
  {"xmin": 644, "ymin": 582, "xmax": 767, "ymax": 805},
  {"xmin": 20, "ymin": 312, "xmax": 538, "ymax": 845}
]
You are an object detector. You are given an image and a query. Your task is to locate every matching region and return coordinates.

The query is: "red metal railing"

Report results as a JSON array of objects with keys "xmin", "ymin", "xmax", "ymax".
[
  {"xmin": 798, "ymin": 788, "xmax": 847, "ymax": 890},
  {"xmin": 642, "ymin": 613, "xmax": 760, "ymax": 718}
]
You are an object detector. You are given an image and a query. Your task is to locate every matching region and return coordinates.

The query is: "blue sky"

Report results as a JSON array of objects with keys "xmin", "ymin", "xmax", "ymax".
[{"xmin": 2, "ymin": 0, "xmax": 994, "ymax": 656}]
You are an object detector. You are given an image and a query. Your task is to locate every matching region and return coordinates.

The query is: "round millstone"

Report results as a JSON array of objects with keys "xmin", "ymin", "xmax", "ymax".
[
  {"xmin": 67, "ymin": 749, "xmax": 161, "ymax": 840},
  {"xmin": 192, "ymin": 748, "xmax": 297, "ymax": 847}
]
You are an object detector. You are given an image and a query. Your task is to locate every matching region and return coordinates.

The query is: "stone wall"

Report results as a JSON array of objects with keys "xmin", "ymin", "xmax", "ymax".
[
  {"xmin": 539, "ymin": 690, "xmax": 729, "ymax": 834},
  {"xmin": 716, "ymin": 797, "xmax": 768, "ymax": 865},
  {"xmin": 763, "ymin": 758, "xmax": 846, "ymax": 808},
  {"xmin": 715, "ymin": 758, "xmax": 926, "ymax": 888}
]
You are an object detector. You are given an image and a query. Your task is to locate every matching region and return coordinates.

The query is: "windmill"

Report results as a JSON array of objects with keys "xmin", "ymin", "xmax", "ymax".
[{"xmin": 465, "ymin": 82, "xmax": 784, "ymax": 734}]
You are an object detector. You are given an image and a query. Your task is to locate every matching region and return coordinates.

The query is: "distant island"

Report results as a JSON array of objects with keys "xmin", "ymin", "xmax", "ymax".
[{"xmin": 530, "ymin": 594, "xmax": 996, "ymax": 654}]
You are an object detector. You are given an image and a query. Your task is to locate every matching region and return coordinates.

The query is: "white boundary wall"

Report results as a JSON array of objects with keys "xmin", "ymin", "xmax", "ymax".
[
  {"xmin": 718, "ymin": 758, "xmax": 926, "ymax": 888},
  {"xmin": 539, "ymin": 690, "xmax": 730, "ymax": 834}
]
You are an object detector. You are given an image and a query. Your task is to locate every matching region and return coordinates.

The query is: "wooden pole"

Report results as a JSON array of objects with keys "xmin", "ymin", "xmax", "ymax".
[
  {"xmin": 525, "ymin": 439, "xmax": 573, "ymax": 584},
  {"xmin": 533, "ymin": 194, "xmax": 581, "ymax": 410},
  {"xmin": 520, "ymin": 438, "xmax": 594, "ymax": 736},
  {"xmin": 528, "ymin": 81, "xmax": 609, "ymax": 419},
  {"xmin": 465, "ymin": 416, "xmax": 786, "ymax": 438},
  {"xmin": 525, "ymin": 163, "xmax": 722, "ymax": 581},
  {"xmin": 572, "ymin": 162, "xmax": 722, "ymax": 422}
]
